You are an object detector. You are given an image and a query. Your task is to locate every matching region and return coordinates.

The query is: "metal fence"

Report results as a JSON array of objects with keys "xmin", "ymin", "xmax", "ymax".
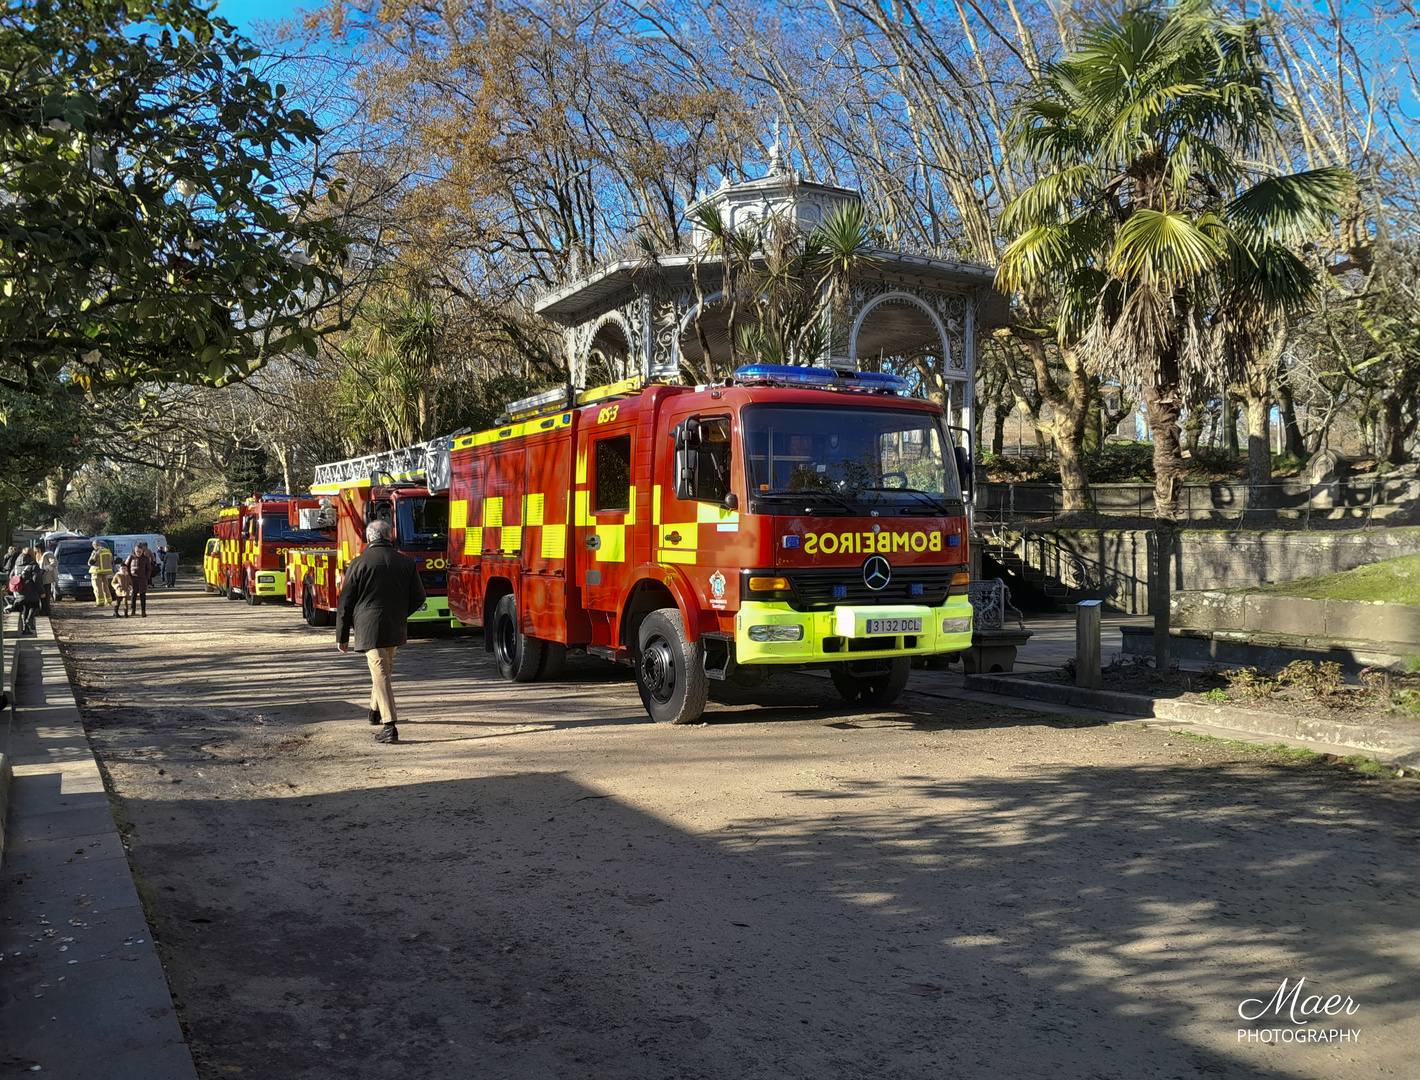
[{"xmin": 975, "ymin": 477, "xmax": 1416, "ymax": 528}]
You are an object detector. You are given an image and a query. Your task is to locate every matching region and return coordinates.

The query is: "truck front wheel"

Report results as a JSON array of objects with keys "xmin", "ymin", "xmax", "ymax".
[
  {"xmin": 492, "ymin": 594, "xmax": 544, "ymax": 682},
  {"xmin": 830, "ymin": 658, "xmax": 911, "ymax": 707},
  {"xmin": 226, "ymin": 574, "xmax": 241, "ymax": 601},
  {"xmin": 635, "ymin": 608, "xmax": 709, "ymax": 725}
]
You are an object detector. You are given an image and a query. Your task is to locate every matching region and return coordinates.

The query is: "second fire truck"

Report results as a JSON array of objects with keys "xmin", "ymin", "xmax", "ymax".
[{"xmin": 284, "ymin": 442, "xmax": 456, "ymax": 628}]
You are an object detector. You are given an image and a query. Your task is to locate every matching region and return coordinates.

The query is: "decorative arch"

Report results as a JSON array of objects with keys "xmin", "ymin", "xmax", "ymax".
[
  {"xmin": 583, "ymin": 311, "xmax": 638, "ymax": 383},
  {"xmin": 848, "ymin": 290, "xmax": 954, "ymax": 376}
]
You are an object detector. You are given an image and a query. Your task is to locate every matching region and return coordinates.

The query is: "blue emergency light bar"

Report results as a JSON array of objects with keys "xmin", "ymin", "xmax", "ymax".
[{"xmin": 731, "ymin": 364, "xmax": 911, "ymax": 395}]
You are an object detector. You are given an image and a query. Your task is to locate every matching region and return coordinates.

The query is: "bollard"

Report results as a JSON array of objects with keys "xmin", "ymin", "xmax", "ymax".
[{"xmin": 1075, "ymin": 599, "xmax": 1102, "ymax": 689}]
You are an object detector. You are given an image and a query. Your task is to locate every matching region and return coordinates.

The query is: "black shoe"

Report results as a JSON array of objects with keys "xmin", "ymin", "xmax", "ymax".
[
  {"xmin": 375, "ymin": 722, "xmax": 398, "ymax": 744},
  {"xmin": 368, "ymin": 708, "xmax": 382, "ymax": 725}
]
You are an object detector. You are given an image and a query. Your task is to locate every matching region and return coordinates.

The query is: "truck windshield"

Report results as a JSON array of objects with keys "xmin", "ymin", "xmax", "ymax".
[
  {"xmin": 395, "ymin": 496, "xmax": 448, "ymax": 550},
  {"xmin": 742, "ymin": 404, "xmax": 961, "ymax": 507},
  {"xmin": 261, "ymin": 513, "xmax": 326, "ymax": 544}
]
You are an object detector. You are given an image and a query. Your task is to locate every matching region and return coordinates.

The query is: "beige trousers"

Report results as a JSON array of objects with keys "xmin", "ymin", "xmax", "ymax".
[
  {"xmin": 93, "ymin": 573, "xmax": 114, "ymax": 604},
  {"xmin": 365, "ymin": 646, "xmax": 399, "ymax": 723}
]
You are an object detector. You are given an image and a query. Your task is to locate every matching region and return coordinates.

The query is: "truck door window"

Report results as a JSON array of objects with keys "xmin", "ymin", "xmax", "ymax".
[
  {"xmin": 595, "ymin": 436, "xmax": 632, "ymax": 512},
  {"xmin": 694, "ymin": 416, "xmax": 732, "ymax": 503}
]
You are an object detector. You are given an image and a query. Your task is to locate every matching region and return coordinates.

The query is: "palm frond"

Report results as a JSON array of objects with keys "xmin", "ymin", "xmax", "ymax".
[
  {"xmin": 1109, "ymin": 210, "xmax": 1224, "ymax": 286},
  {"xmin": 1000, "ymin": 164, "xmax": 1099, "ymax": 231},
  {"xmin": 1226, "ymin": 167, "xmax": 1353, "ymax": 244}
]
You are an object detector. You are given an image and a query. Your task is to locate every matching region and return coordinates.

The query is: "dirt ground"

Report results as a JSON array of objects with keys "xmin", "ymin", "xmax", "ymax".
[{"xmin": 47, "ymin": 580, "xmax": 1420, "ymax": 1080}]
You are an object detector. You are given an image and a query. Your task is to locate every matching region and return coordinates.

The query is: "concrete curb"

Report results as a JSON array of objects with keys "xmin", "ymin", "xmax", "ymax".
[
  {"xmin": 0, "ymin": 613, "xmax": 200, "ymax": 1079},
  {"xmin": 2, "ymin": 624, "xmax": 18, "ymax": 867},
  {"xmin": 964, "ymin": 672, "xmax": 1420, "ymax": 766}
]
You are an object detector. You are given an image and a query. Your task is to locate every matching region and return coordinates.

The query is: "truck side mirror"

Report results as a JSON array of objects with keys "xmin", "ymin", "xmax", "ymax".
[
  {"xmin": 673, "ymin": 419, "xmax": 701, "ymax": 501},
  {"xmin": 954, "ymin": 445, "xmax": 974, "ymax": 497}
]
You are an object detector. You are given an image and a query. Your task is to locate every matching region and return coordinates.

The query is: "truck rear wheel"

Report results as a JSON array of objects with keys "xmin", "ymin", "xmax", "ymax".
[
  {"xmin": 492, "ymin": 594, "xmax": 544, "ymax": 682},
  {"xmin": 635, "ymin": 608, "xmax": 708, "ymax": 725},
  {"xmin": 830, "ymin": 657, "xmax": 911, "ymax": 707},
  {"xmin": 226, "ymin": 574, "xmax": 241, "ymax": 601},
  {"xmin": 302, "ymin": 582, "xmax": 334, "ymax": 627}
]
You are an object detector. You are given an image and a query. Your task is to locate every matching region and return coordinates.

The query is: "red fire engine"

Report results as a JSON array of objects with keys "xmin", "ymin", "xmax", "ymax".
[
  {"xmin": 210, "ymin": 494, "xmax": 328, "ymax": 604},
  {"xmin": 443, "ymin": 364, "xmax": 974, "ymax": 724},
  {"xmin": 285, "ymin": 442, "xmax": 456, "ymax": 628}
]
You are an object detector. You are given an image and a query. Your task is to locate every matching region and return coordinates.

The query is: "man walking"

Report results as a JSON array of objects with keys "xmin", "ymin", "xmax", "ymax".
[
  {"xmin": 335, "ymin": 519, "xmax": 425, "ymax": 744},
  {"xmin": 88, "ymin": 540, "xmax": 115, "ymax": 607}
]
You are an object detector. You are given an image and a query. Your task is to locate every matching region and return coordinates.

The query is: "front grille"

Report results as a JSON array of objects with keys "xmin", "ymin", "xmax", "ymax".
[
  {"xmin": 785, "ymin": 566, "xmax": 957, "ymax": 610},
  {"xmin": 420, "ymin": 570, "xmax": 447, "ymax": 591}
]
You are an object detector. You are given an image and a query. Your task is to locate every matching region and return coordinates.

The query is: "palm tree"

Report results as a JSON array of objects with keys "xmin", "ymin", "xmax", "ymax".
[{"xmin": 996, "ymin": 0, "xmax": 1349, "ymax": 521}]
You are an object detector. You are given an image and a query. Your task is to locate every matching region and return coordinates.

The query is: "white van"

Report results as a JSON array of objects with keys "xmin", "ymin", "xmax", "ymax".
[{"xmin": 92, "ymin": 533, "xmax": 169, "ymax": 561}]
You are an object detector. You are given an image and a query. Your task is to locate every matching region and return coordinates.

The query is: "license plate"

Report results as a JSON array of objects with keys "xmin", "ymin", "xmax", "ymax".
[{"xmin": 866, "ymin": 618, "xmax": 921, "ymax": 634}]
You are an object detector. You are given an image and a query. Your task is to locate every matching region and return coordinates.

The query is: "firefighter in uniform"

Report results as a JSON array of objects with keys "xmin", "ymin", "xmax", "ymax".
[
  {"xmin": 335, "ymin": 519, "xmax": 426, "ymax": 743},
  {"xmin": 88, "ymin": 540, "xmax": 115, "ymax": 606}
]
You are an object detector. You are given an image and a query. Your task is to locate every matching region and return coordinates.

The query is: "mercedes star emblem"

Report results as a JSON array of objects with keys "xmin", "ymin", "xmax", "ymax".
[{"xmin": 862, "ymin": 555, "xmax": 891, "ymax": 591}]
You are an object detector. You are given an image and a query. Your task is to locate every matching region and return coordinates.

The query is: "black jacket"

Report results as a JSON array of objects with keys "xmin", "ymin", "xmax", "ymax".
[
  {"xmin": 14, "ymin": 559, "xmax": 42, "ymax": 604},
  {"xmin": 335, "ymin": 539, "xmax": 426, "ymax": 651}
]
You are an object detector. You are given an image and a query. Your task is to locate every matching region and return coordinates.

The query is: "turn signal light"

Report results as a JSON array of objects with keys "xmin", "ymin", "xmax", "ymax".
[
  {"xmin": 951, "ymin": 572, "xmax": 970, "ymax": 586},
  {"xmin": 748, "ymin": 576, "xmax": 790, "ymax": 592}
]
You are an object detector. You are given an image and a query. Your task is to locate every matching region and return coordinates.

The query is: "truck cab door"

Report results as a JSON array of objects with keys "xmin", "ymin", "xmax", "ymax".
[{"xmin": 575, "ymin": 409, "xmax": 638, "ymax": 619}]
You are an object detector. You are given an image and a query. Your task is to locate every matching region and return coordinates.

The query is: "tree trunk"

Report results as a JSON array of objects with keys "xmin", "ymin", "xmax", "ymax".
[
  {"xmin": 1223, "ymin": 399, "xmax": 1239, "ymax": 458},
  {"xmin": 1152, "ymin": 522, "xmax": 1174, "ymax": 671},
  {"xmin": 1277, "ymin": 379, "xmax": 1306, "ymax": 458},
  {"xmin": 1244, "ymin": 392, "xmax": 1272, "ymax": 501},
  {"xmin": 990, "ymin": 405, "xmax": 1007, "ymax": 456},
  {"xmin": 1183, "ymin": 406, "xmax": 1204, "ymax": 458},
  {"xmin": 1381, "ymin": 396, "xmax": 1412, "ymax": 465},
  {"xmin": 1143, "ymin": 382, "xmax": 1185, "ymax": 521}
]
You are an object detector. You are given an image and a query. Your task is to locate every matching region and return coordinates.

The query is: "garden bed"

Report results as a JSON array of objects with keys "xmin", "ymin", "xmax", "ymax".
[{"xmin": 1026, "ymin": 658, "xmax": 1420, "ymax": 723}]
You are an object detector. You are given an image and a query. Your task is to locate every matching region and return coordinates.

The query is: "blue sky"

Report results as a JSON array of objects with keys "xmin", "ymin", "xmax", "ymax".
[{"xmin": 213, "ymin": 0, "xmax": 308, "ymax": 37}]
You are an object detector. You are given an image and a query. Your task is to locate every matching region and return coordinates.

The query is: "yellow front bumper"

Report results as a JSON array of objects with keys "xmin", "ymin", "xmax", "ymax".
[
  {"xmin": 253, "ymin": 573, "xmax": 284, "ymax": 596},
  {"xmin": 409, "ymin": 598, "xmax": 472, "ymax": 626},
  {"xmin": 734, "ymin": 597, "xmax": 973, "ymax": 665}
]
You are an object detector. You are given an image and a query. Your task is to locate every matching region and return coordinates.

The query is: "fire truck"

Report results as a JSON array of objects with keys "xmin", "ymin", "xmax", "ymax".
[
  {"xmin": 210, "ymin": 494, "xmax": 329, "ymax": 604},
  {"xmin": 285, "ymin": 441, "xmax": 456, "ymax": 628},
  {"xmin": 444, "ymin": 364, "xmax": 974, "ymax": 724}
]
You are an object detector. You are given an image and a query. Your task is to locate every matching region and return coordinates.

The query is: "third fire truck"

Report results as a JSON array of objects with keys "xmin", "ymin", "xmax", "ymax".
[
  {"xmin": 285, "ymin": 442, "xmax": 456, "ymax": 628},
  {"xmin": 442, "ymin": 364, "xmax": 974, "ymax": 724},
  {"xmin": 211, "ymin": 494, "xmax": 328, "ymax": 604}
]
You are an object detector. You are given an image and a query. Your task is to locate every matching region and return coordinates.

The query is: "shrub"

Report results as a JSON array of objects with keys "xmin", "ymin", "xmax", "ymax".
[
  {"xmin": 1277, "ymin": 660, "xmax": 1344, "ymax": 698},
  {"xmin": 1202, "ymin": 688, "xmax": 1229, "ymax": 703},
  {"xmin": 1224, "ymin": 667, "xmax": 1276, "ymax": 698}
]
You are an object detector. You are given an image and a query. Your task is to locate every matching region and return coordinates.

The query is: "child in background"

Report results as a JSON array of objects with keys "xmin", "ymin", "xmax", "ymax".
[{"xmin": 110, "ymin": 561, "xmax": 133, "ymax": 618}]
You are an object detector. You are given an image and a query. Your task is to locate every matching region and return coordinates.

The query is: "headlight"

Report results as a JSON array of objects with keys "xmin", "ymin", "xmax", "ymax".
[
  {"xmin": 257, "ymin": 574, "xmax": 276, "ymax": 584},
  {"xmin": 941, "ymin": 616, "xmax": 972, "ymax": 633},
  {"xmin": 749, "ymin": 624, "xmax": 804, "ymax": 642}
]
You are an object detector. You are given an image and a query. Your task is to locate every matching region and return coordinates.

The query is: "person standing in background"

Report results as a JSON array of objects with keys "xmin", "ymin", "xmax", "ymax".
[
  {"xmin": 160, "ymin": 544, "xmax": 180, "ymax": 588},
  {"xmin": 39, "ymin": 546, "xmax": 57, "ymax": 614},
  {"xmin": 124, "ymin": 541, "xmax": 158, "ymax": 617},
  {"xmin": 89, "ymin": 540, "xmax": 114, "ymax": 607},
  {"xmin": 14, "ymin": 549, "xmax": 43, "ymax": 635}
]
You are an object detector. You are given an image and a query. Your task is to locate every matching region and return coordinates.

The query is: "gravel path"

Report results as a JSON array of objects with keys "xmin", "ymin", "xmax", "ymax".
[{"xmin": 47, "ymin": 583, "xmax": 1420, "ymax": 1079}]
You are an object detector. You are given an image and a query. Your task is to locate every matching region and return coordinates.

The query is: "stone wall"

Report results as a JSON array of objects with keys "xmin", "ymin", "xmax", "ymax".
[
  {"xmin": 1003, "ymin": 526, "xmax": 1420, "ymax": 614},
  {"xmin": 1171, "ymin": 591, "xmax": 1420, "ymax": 648}
]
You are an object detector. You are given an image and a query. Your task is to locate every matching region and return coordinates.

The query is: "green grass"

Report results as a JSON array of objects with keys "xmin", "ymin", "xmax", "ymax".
[
  {"xmin": 1172, "ymin": 730, "xmax": 1320, "ymax": 759},
  {"xmin": 1242, "ymin": 554, "xmax": 1420, "ymax": 606},
  {"xmin": 1172, "ymin": 731, "xmax": 1413, "ymax": 776}
]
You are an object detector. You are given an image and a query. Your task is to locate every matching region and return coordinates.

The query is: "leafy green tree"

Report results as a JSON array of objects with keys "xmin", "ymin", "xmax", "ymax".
[
  {"xmin": 0, "ymin": 0, "xmax": 347, "ymax": 392},
  {"xmin": 996, "ymin": 0, "xmax": 1348, "ymax": 519}
]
